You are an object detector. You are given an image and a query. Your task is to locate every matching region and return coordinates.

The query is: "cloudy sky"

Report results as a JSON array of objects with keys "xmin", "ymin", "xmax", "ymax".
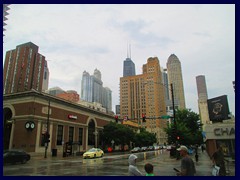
[{"xmin": 3, "ymin": 4, "xmax": 235, "ymax": 115}]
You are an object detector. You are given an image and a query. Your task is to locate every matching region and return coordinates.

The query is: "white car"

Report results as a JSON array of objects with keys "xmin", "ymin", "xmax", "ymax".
[{"xmin": 167, "ymin": 145, "xmax": 172, "ymax": 151}]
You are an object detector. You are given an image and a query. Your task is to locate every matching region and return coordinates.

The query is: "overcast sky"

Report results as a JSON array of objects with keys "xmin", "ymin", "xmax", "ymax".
[{"xmin": 3, "ymin": 4, "xmax": 235, "ymax": 115}]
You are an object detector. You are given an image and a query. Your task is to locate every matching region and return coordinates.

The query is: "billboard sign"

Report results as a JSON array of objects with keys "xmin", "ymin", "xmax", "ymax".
[{"xmin": 207, "ymin": 95, "xmax": 230, "ymax": 122}]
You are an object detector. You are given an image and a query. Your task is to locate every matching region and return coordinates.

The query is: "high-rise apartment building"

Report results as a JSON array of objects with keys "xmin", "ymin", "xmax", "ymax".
[
  {"xmin": 81, "ymin": 69, "xmax": 112, "ymax": 112},
  {"xmin": 166, "ymin": 54, "xmax": 186, "ymax": 109},
  {"xmin": 120, "ymin": 57, "xmax": 167, "ymax": 144},
  {"xmin": 196, "ymin": 75, "xmax": 210, "ymax": 126},
  {"xmin": 3, "ymin": 42, "xmax": 49, "ymax": 94}
]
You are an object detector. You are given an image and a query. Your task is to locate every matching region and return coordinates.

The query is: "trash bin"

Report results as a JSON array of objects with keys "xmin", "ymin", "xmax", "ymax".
[{"xmin": 52, "ymin": 148, "xmax": 57, "ymax": 157}]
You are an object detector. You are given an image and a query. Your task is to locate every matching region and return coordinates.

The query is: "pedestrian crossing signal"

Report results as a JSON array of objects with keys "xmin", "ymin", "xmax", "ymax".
[{"xmin": 142, "ymin": 113, "xmax": 146, "ymax": 122}]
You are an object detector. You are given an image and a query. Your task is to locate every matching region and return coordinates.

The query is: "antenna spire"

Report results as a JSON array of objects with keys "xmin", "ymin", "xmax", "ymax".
[
  {"xmin": 127, "ymin": 43, "xmax": 129, "ymax": 58},
  {"xmin": 129, "ymin": 44, "xmax": 131, "ymax": 59}
]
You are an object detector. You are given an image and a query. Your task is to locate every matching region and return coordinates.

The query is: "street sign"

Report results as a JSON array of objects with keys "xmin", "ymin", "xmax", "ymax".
[{"xmin": 160, "ymin": 115, "xmax": 171, "ymax": 119}]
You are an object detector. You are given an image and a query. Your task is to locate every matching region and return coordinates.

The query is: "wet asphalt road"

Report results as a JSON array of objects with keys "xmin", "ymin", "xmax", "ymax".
[{"xmin": 3, "ymin": 149, "xmax": 235, "ymax": 176}]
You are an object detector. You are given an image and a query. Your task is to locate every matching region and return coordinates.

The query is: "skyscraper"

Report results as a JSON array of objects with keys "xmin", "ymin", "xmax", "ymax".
[
  {"xmin": 81, "ymin": 69, "xmax": 112, "ymax": 112},
  {"xmin": 123, "ymin": 58, "xmax": 136, "ymax": 77},
  {"xmin": 123, "ymin": 45, "xmax": 135, "ymax": 77},
  {"xmin": 3, "ymin": 42, "xmax": 49, "ymax": 94},
  {"xmin": 120, "ymin": 57, "xmax": 167, "ymax": 144},
  {"xmin": 166, "ymin": 54, "xmax": 186, "ymax": 109},
  {"xmin": 196, "ymin": 75, "xmax": 210, "ymax": 126}
]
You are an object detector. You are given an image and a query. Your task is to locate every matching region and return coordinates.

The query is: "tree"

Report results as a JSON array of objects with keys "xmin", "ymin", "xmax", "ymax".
[
  {"xmin": 133, "ymin": 128, "xmax": 157, "ymax": 147},
  {"xmin": 102, "ymin": 122, "xmax": 135, "ymax": 151},
  {"xmin": 164, "ymin": 109, "xmax": 203, "ymax": 145}
]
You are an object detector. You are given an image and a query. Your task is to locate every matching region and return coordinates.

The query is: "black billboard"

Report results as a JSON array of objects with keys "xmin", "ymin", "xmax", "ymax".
[{"xmin": 207, "ymin": 95, "xmax": 230, "ymax": 122}]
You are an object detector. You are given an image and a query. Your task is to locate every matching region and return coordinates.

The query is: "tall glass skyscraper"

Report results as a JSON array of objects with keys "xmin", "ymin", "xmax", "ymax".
[
  {"xmin": 81, "ymin": 69, "xmax": 112, "ymax": 112},
  {"xmin": 123, "ymin": 57, "xmax": 136, "ymax": 77}
]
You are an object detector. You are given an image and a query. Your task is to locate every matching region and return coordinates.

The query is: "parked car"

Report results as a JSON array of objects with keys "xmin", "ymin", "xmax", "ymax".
[
  {"xmin": 147, "ymin": 146, "xmax": 154, "ymax": 151},
  {"xmin": 83, "ymin": 148, "xmax": 104, "ymax": 159},
  {"xmin": 166, "ymin": 145, "xmax": 172, "ymax": 151},
  {"xmin": 4, "ymin": 149, "xmax": 30, "ymax": 165},
  {"xmin": 131, "ymin": 147, "xmax": 141, "ymax": 153},
  {"xmin": 140, "ymin": 146, "xmax": 148, "ymax": 152}
]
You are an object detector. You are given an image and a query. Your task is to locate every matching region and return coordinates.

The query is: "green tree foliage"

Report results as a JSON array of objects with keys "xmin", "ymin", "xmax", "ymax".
[
  {"xmin": 164, "ymin": 109, "xmax": 203, "ymax": 145},
  {"xmin": 102, "ymin": 122, "xmax": 135, "ymax": 148},
  {"xmin": 133, "ymin": 128, "xmax": 157, "ymax": 147},
  {"xmin": 102, "ymin": 122, "xmax": 157, "ymax": 150}
]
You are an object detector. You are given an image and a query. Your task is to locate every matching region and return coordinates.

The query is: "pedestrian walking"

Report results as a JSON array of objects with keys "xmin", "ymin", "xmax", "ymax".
[
  {"xmin": 201, "ymin": 144, "xmax": 205, "ymax": 153},
  {"xmin": 176, "ymin": 145, "xmax": 196, "ymax": 176},
  {"xmin": 128, "ymin": 154, "xmax": 144, "ymax": 176},
  {"xmin": 195, "ymin": 153, "xmax": 199, "ymax": 162},
  {"xmin": 144, "ymin": 163, "xmax": 154, "ymax": 176},
  {"xmin": 211, "ymin": 146, "xmax": 226, "ymax": 176}
]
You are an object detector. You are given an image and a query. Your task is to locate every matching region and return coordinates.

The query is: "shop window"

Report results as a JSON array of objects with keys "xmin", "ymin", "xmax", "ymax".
[{"xmin": 57, "ymin": 125, "xmax": 63, "ymax": 145}]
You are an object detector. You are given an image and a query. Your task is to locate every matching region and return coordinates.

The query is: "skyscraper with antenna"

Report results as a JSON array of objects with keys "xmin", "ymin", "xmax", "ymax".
[{"xmin": 123, "ymin": 44, "xmax": 136, "ymax": 77}]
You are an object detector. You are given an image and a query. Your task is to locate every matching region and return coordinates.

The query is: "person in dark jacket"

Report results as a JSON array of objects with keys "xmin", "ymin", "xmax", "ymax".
[
  {"xmin": 212, "ymin": 146, "xmax": 226, "ymax": 176},
  {"xmin": 176, "ymin": 145, "xmax": 196, "ymax": 176}
]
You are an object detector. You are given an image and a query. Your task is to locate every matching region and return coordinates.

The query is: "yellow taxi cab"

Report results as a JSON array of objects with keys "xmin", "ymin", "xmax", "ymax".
[{"xmin": 83, "ymin": 148, "xmax": 104, "ymax": 159}]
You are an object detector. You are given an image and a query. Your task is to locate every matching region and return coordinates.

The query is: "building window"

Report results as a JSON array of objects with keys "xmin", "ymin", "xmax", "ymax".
[
  {"xmin": 57, "ymin": 125, "xmax": 63, "ymax": 145},
  {"xmin": 44, "ymin": 71, "xmax": 47, "ymax": 80},
  {"xmin": 69, "ymin": 126, "xmax": 74, "ymax": 143},
  {"xmin": 88, "ymin": 120, "xmax": 95, "ymax": 145},
  {"xmin": 78, "ymin": 128, "xmax": 83, "ymax": 145}
]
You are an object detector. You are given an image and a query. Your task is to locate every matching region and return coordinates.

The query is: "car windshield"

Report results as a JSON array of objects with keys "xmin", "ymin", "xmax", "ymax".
[{"xmin": 88, "ymin": 148, "xmax": 97, "ymax": 152}]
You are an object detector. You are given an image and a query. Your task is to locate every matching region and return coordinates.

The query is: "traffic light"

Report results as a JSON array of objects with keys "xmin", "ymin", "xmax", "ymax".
[
  {"xmin": 142, "ymin": 113, "xmax": 146, "ymax": 122},
  {"xmin": 114, "ymin": 115, "xmax": 118, "ymax": 123},
  {"xmin": 44, "ymin": 132, "xmax": 50, "ymax": 143},
  {"xmin": 177, "ymin": 136, "xmax": 180, "ymax": 140}
]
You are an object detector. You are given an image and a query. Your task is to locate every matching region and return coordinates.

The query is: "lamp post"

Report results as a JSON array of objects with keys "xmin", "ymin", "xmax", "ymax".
[{"xmin": 44, "ymin": 99, "xmax": 50, "ymax": 158}]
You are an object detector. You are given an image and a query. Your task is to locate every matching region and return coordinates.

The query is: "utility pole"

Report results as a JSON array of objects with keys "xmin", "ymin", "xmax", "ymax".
[
  {"xmin": 170, "ymin": 83, "xmax": 176, "ymax": 127},
  {"xmin": 44, "ymin": 99, "xmax": 50, "ymax": 158},
  {"xmin": 170, "ymin": 83, "xmax": 177, "ymax": 144}
]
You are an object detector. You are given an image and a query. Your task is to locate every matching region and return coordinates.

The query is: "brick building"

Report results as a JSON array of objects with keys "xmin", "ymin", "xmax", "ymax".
[{"xmin": 3, "ymin": 90, "xmax": 114, "ymax": 155}]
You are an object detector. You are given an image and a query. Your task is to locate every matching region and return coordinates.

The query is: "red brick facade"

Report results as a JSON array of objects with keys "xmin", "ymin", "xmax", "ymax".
[{"xmin": 3, "ymin": 90, "xmax": 114, "ymax": 154}]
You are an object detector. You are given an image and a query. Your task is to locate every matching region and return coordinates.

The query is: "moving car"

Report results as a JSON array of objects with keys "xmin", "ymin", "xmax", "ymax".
[
  {"xmin": 83, "ymin": 148, "xmax": 104, "ymax": 159},
  {"xmin": 4, "ymin": 149, "xmax": 31, "ymax": 164}
]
